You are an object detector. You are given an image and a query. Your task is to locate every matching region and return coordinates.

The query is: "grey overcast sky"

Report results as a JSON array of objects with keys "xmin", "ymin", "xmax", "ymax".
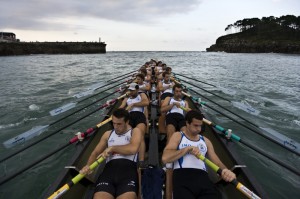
[{"xmin": 1, "ymin": 0, "xmax": 299, "ymax": 51}]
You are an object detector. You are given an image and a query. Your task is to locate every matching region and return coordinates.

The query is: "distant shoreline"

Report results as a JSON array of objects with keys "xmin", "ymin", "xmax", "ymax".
[{"xmin": 0, "ymin": 41, "xmax": 106, "ymax": 56}]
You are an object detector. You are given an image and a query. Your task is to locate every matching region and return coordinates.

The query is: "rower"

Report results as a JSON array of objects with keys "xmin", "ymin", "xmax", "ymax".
[
  {"xmin": 158, "ymin": 72, "xmax": 175, "ymax": 105},
  {"xmin": 162, "ymin": 110, "xmax": 236, "ymax": 199},
  {"xmin": 119, "ymin": 82, "xmax": 149, "ymax": 164},
  {"xmin": 136, "ymin": 73, "xmax": 151, "ymax": 94},
  {"xmin": 80, "ymin": 108, "xmax": 142, "ymax": 199},
  {"xmin": 160, "ymin": 84, "xmax": 191, "ymax": 199}
]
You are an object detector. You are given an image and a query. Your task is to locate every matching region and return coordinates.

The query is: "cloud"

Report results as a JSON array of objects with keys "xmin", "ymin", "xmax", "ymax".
[{"xmin": 0, "ymin": 0, "xmax": 202, "ymax": 31}]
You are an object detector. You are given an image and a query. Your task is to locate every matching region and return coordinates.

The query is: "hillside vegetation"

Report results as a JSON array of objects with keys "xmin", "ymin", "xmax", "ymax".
[{"xmin": 206, "ymin": 15, "xmax": 300, "ymax": 53}]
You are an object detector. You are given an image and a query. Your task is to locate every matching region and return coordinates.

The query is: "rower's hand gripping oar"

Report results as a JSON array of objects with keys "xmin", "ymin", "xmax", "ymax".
[
  {"xmin": 48, "ymin": 157, "xmax": 106, "ymax": 199},
  {"xmin": 197, "ymin": 154, "xmax": 261, "ymax": 199}
]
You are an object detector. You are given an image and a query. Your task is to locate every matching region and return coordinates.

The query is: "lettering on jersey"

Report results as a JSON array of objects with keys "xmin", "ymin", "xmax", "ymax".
[
  {"xmin": 109, "ymin": 138, "xmax": 115, "ymax": 143},
  {"xmin": 181, "ymin": 143, "xmax": 192, "ymax": 148}
]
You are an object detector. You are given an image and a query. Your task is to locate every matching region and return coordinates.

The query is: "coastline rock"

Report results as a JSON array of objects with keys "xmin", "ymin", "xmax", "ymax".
[{"xmin": 207, "ymin": 24, "xmax": 300, "ymax": 54}]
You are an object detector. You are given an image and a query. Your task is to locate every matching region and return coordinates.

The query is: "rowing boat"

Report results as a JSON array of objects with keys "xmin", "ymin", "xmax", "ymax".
[
  {"xmin": 1, "ymin": 59, "xmax": 299, "ymax": 199},
  {"xmin": 42, "ymin": 65, "xmax": 269, "ymax": 199}
]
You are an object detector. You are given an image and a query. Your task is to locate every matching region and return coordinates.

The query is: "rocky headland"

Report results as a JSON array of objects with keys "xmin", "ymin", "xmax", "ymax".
[{"xmin": 207, "ymin": 15, "xmax": 300, "ymax": 54}]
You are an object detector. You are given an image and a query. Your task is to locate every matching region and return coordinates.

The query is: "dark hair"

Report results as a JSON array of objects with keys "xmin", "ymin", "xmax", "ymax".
[
  {"xmin": 112, "ymin": 108, "xmax": 130, "ymax": 122},
  {"xmin": 166, "ymin": 67, "xmax": 172, "ymax": 72},
  {"xmin": 140, "ymin": 68, "xmax": 147, "ymax": 76},
  {"xmin": 136, "ymin": 73, "xmax": 145, "ymax": 81},
  {"xmin": 162, "ymin": 71, "xmax": 170, "ymax": 78},
  {"xmin": 172, "ymin": 84, "xmax": 182, "ymax": 91},
  {"xmin": 185, "ymin": 110, "xmax": 203, "ymax": 124}
]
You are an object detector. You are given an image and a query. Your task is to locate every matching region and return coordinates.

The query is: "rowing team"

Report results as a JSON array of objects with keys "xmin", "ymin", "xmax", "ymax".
[{"xmin": 80, "ymin": 60, "xmax": 236, "ymax": 199}]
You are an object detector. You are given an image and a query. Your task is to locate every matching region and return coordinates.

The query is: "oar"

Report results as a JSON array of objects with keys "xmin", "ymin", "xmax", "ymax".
[
  {"xmin": 49, "ymin": 73, "xmax": 134, "ymax": 116},
  {"xmin": 172, "ymin": 72, "xmax": 237, "ymax": 95},
  {"xmin": 48, "ymin": 156, "xmax": 106, "ymax": 199},
  {"xmin": 172, "ymin": 77, "xmax": 259, "ymax": 116},
  {"xmin": 73, "ymin": 72, "xmax": 135, "ymax": 99},
  {"xmin": 2, "ymin": 82, "xmax": 128, "ymax": 149},
  {"xmin": 202, "ymin": 117, "xmax": 300, "ymax": 176},
  {"xmin": 0, "ymin": 93, "xmax": 127, "ymax": 163},
  {"xmin": 107, "ymin": 70, "xmax": 137, "ymax": 82},
  {"xmin": 172, "ymin": 72, "xmax": 217, "ymax": 87},
  {"xmin": 0, "ymin": 113, "xmax": 113, "ymax": 186},
  {"xmin": 177, "ymin": 81, "xmax": 300, "ymax": 156},
  {"xmin": 197, "ymin": 154, "xmax": 261, "ymax": 199}
]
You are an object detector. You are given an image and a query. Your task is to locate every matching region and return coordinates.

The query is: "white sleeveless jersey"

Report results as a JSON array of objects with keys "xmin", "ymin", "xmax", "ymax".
[
  {"xmin": 156, "ymin": 66, "xmax": 163, "ymax": 73},
  {"xmin": 173, "ymin": 132, "xmax": 207, "ymax": 171},
  {"xmin": 106, "ymin": 129, "xmax": 138, "ymax": 163},
  {"xmin": 138, "ymin": 82, "xmax": 147, "ymax": 93},
  {"xmin": 167, "ymin": 98, "xmax": 185, "ymax": 115},
  {"xmin": 162, "ymin": 79, "xmax": 173, "ymax": 94},
  {"xmin": 126, "ymin": 94, "xmax": 144, "ymax": 112}
]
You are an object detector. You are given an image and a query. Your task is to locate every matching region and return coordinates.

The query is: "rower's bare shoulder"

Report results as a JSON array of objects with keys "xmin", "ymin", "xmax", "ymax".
[{"xmin": 101, "ymin": 130, "xmax": 112, "ymax": 140}]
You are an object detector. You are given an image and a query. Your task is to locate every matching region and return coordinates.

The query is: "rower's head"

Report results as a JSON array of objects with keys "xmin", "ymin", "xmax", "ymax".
[
  {"xmin": 185, "ymin": 110, "xmax": 203, "ymax": 134},
  {"xmin": 140, "ymin": 68, "xmax": 147, "ymax": 77},
  {"xmin": 166, "ymin": 67, "xmax": 172, "ymax": 74},
  {"xmin": 112, "ymin": 108, "xmax": 130, "ymax": 133},
  {"xmin": 162, "ymin": 72, "xmax": 170, "ymax": 82},
  {"xmin": 128, "ymin": 82, "xmax": 139, "ymax": 97},
  {"xmin": 172, "ymin": 84, "xmax": 182, "ymax": 99},
  {"xmin": 136, "ymin": 74, "xmax": 145, "ymax": 85}
]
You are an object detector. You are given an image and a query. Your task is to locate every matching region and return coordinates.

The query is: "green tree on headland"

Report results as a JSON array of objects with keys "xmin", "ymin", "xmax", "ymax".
[{"xmin": 225, "ymin": 15, "xmax": 300, "ymax": 32}]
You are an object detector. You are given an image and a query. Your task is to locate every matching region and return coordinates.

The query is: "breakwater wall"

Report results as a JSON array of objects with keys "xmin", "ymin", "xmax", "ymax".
[{"xmin": 0, "ymin": 41, "xmax": 106, "ymax": 56}]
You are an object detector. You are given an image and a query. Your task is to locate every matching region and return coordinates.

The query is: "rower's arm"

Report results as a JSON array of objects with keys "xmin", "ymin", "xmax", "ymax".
[
  {"xmin": 184, "ymin": 100, "xmax": 192, "ymax": 112},
  {"xmin": 205, "ymin": 137, "xmax": 236, "ymax": 181},
  {"xmin": 161, "ymin": 97, "xmax": 173, "ymax": 113},
  {"xmin": 162, "ymin": 132, "xmax": 191, "ymax": 164},
  {"xmin": 108, "ymin": 128, "xmax": 142, "ymax": 155},
  {"xmin": 158, "ymin": 81, "xmax": 164, "ymax": 92},
  {"xmin": 205, "ymin": 137, "xmax": 227, "ymax": 169},
  {"xmin": 119, "ymin": 98, "xmax": 128, "ymax": 109},
  {"xmin": 86, "ymin": 131, "xmax": 110, "ymax": 165}
]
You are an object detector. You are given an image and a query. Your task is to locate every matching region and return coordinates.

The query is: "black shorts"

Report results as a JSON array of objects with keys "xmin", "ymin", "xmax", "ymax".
[
  {"xmin": 161, "ymin": 92, "xmax": 173, "ymax": 101},
  {"xmin": 166, "ymin": 113, "xmax": 186, "ymax": 131},
  {"xmin": 95, "ymin": 159, "xmax": 138, "ymax": 197},
  {"xmin": 173, "ymin": 168, "xmax": 220, "ymax": 199},
  {"xmin": 129, "ymin": 111, "xmax": 147, "ymax": 128}
]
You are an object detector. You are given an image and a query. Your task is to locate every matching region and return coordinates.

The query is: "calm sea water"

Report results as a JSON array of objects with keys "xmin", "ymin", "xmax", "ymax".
[{"xmin": 0, "ymin": 52, "xmax": 299, "ymax": 198}]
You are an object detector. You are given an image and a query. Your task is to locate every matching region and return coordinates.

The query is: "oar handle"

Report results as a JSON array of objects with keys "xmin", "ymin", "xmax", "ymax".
[
  {"xmin": 72, "ymin": 157, "xmax": 105, "ymax": 184},
  {"xmin": 96, "ymin": 117, "xmax": 112, "ymax": 128},
  {"xmin": 197, "ymin": 154, "xmax": 261, "ymax": 199},
  {"xmin": 48, "ymin": 157, "xmax": 105, "ymax": 199}
]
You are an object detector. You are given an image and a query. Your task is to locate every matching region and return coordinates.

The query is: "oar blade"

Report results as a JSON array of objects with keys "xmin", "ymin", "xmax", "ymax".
[
  {"xmin": 49, "ymin": 102, "xmax": 77, "ymax": 116},
  {"xmin": 260, "ymin": 127, "xmax": 300, "ymax": 154},
  {"xmin": 73, "ymin": 89, "xmax": 94, "ymax": 99},
  {"xmin": 3, "ymin": 125, "xmax": 49, "ymax": 148},
  {"xmin": 231, "ymin": 101, "xmax": 260, "ymax": 116}
]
